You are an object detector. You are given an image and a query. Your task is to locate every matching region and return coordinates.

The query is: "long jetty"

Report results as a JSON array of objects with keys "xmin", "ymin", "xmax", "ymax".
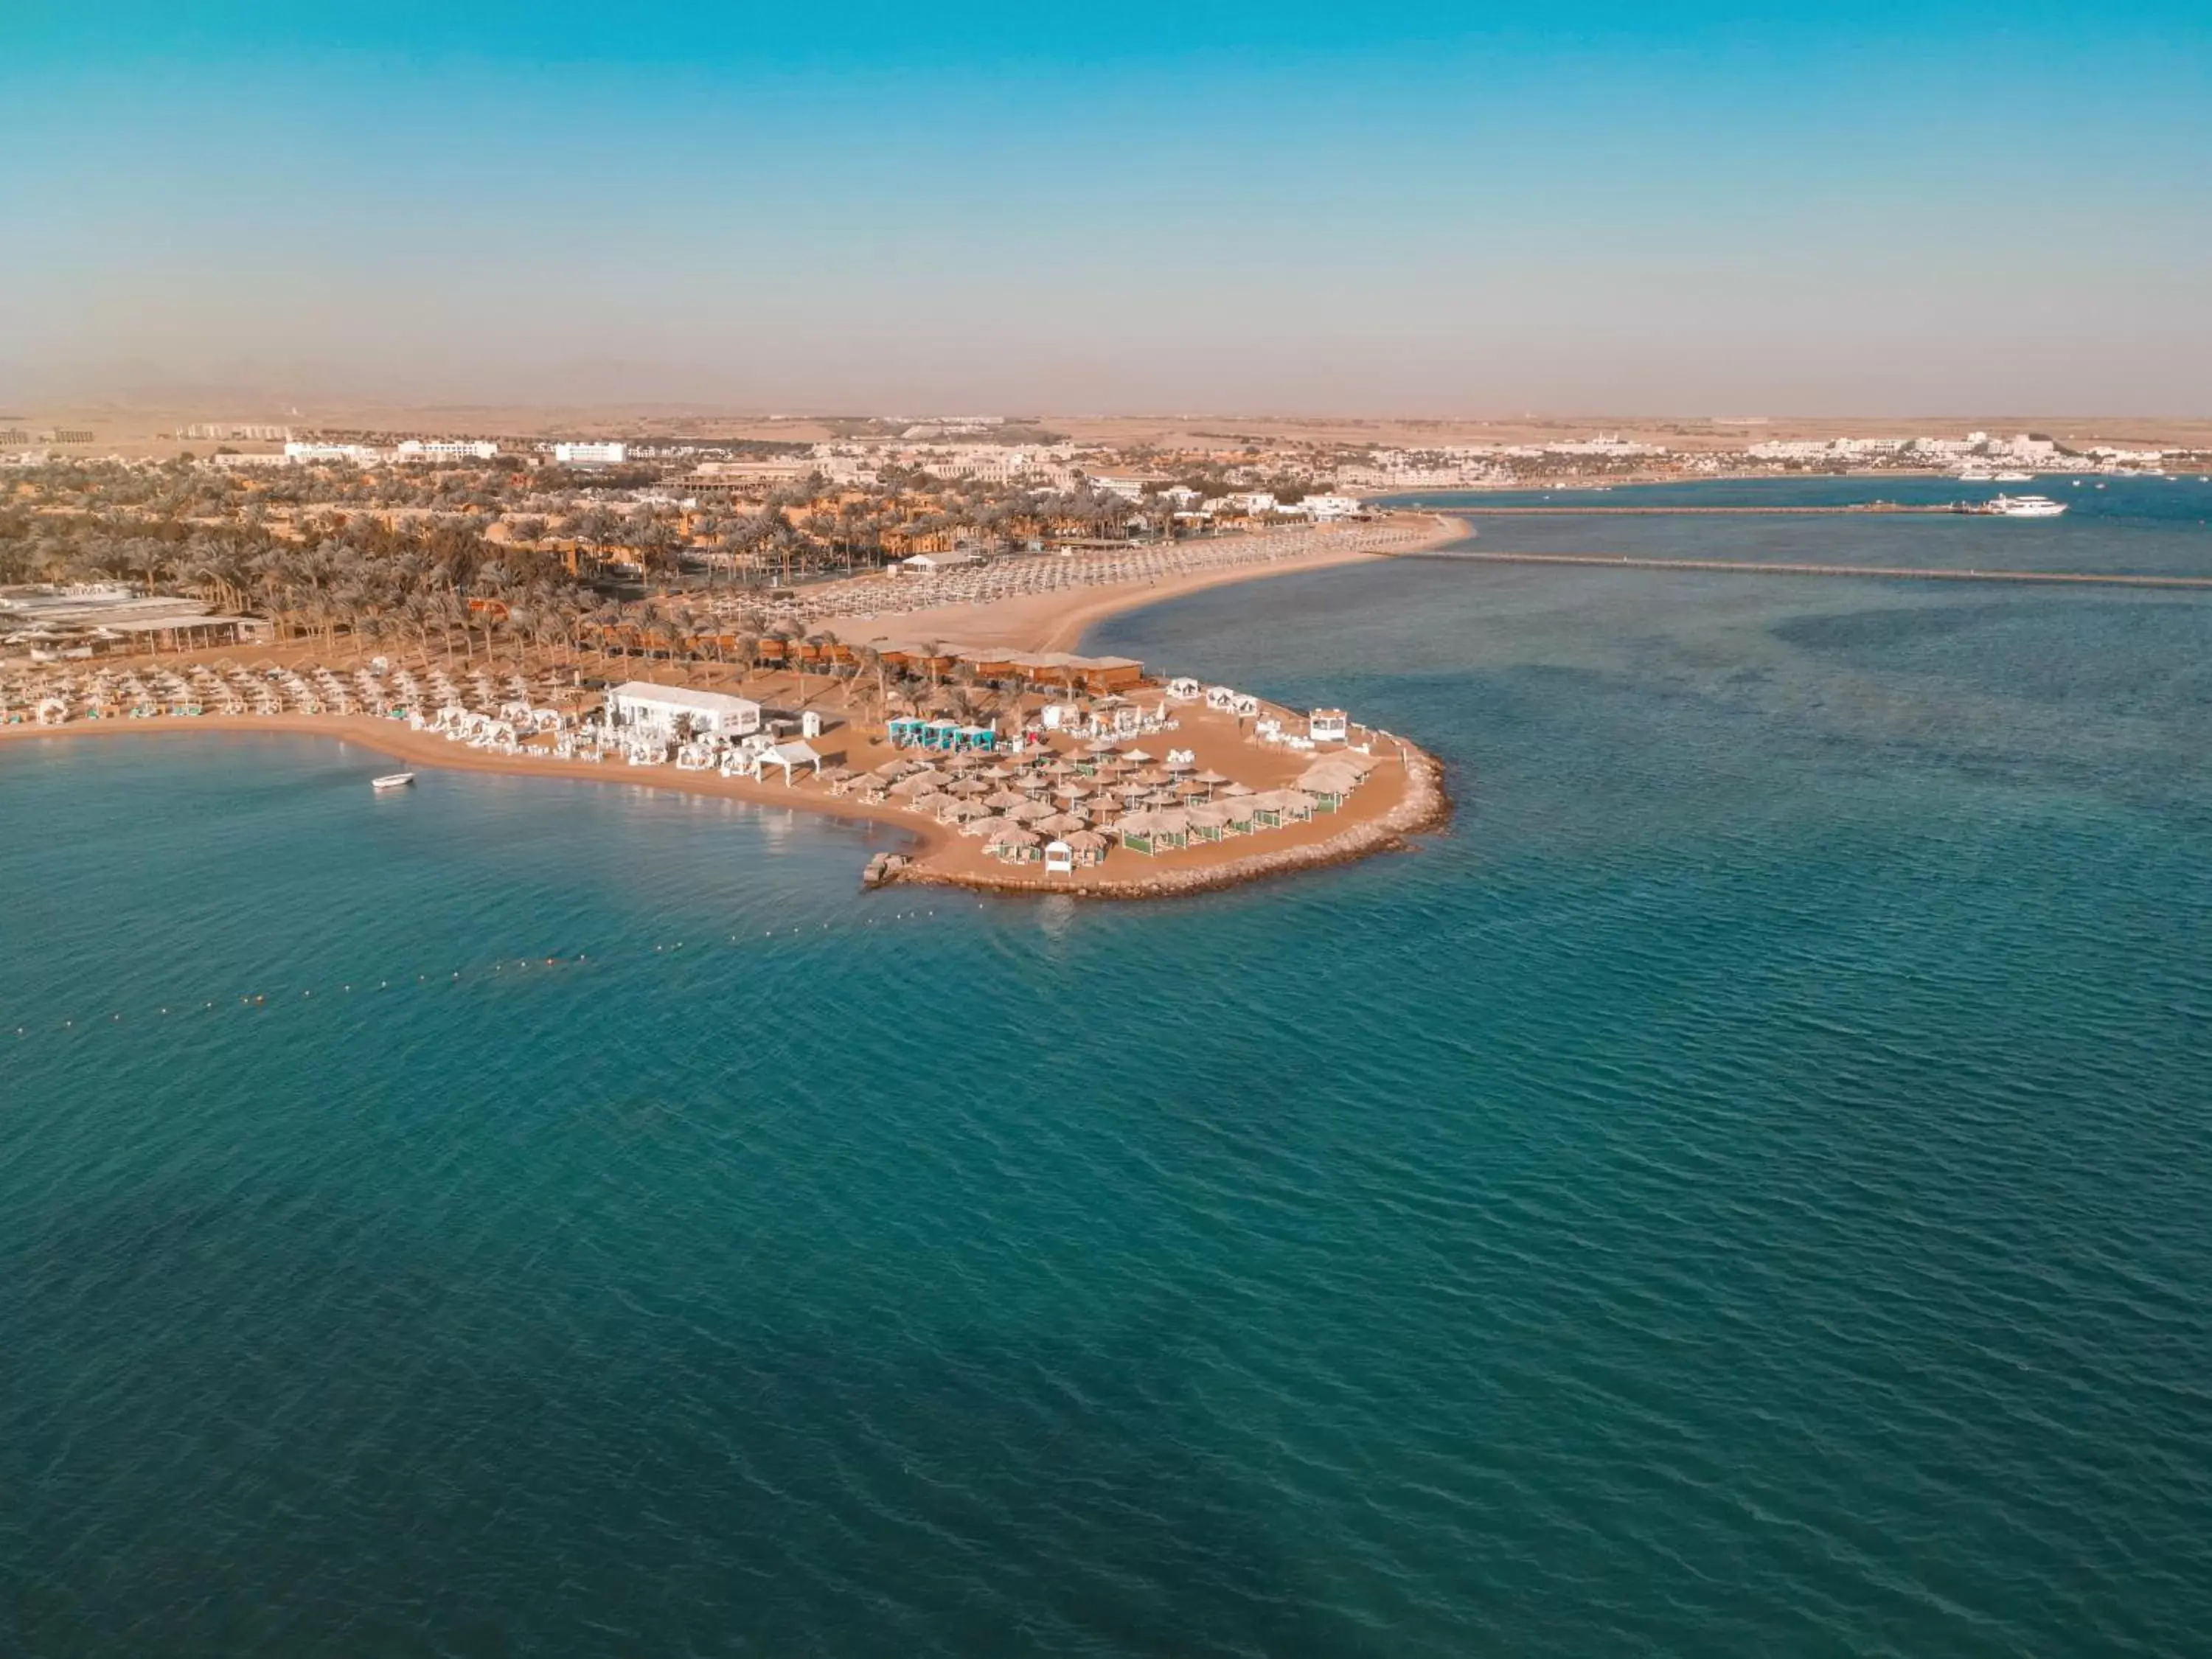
[
  {"xmin": 1453, "ymin": 504, "xmax": 1964, "ymax": 517},
  {"xmin": 1403, "ymin": 550, "xmax": 2212, "ymax": 591}
]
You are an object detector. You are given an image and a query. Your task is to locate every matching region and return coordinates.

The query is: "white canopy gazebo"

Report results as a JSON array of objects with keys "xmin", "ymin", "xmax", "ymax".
[{"xmin": 751, "ymin": 740, "xmax": 823, "ymax": 784}]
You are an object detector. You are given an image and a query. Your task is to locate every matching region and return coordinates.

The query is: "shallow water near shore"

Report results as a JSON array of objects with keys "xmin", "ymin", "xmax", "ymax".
[{"xmin": 7, "ymin": 479, "xmax": 2212, "ymax": 1655}]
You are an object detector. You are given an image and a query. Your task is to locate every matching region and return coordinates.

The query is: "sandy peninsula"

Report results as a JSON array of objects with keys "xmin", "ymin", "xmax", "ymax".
[{"xmin": 4, "ymin": 515, "xmax": 1466, "ymax": 900}]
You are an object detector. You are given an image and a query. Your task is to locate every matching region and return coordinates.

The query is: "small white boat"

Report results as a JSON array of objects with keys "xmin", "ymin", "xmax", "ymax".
[
  {"xmin": 372, "ymin": 772, "xmax": 416, "ymax": 791},
  {"xmin": 1992, "ymin": 470, "xmax": 2034, "ymax": 481}
]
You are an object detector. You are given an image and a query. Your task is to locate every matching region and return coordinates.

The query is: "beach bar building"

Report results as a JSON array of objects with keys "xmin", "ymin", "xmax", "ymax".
[
  {"xmin": 866, "ymin": 641, "xmax": 1146, "ymax": 696},
  {"xmin": 1308, "ymin": 708, "xmax": 1350, "ymax": 745},
  {"xmin": 605, "ymin": 682, "xmax": 762, "ymax": 740}
]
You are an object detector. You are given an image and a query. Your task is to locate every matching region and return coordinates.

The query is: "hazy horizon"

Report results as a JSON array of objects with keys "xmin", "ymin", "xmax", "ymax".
[{"xmin": 7, "ymin": 1, "xmax": 2209, "ymax": 414}]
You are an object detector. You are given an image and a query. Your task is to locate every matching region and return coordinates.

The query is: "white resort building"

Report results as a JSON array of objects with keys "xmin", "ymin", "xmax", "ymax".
[
  {"xmin": 553, "ymin": 442, "xmax": 627, "ymax": 467},
  {"xmin": 603, "ymin": 681, "xmax": 762, "ymax": 740}
]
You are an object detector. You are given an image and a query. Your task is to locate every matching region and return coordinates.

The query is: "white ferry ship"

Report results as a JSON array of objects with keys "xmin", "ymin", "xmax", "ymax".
[{"xmin": 1986, "ymin": 493, "xmax": 2067, "ymax": 518}]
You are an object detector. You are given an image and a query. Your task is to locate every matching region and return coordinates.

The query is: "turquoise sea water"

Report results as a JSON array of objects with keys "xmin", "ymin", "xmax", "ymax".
[{"xmin": 7, "ymin": 478, "xmax": 2212, "ymax": 1655}]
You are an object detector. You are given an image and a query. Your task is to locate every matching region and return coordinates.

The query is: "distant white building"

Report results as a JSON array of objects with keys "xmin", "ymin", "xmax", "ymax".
[
  {"xmin": 913, "ymin": 447, "xmax": 1078, "ymax": 489},
  {"xmin": 1087, "ymin": 475, "xmax": 1153, "ymax": 502},
  {"xmin": 181, "ymin": 423, "xmax": 291, "ymax": 442},
  {"xmin": 604, "ymin": 681, "xmax": 760, "ymax": 740},
  {"xmin": 396, "ymin": 439, "xmax": 498, "ymax": 462},
  {"xmin": 1540, "ymin": 434, "xmax": 1666, "ymax": 457},
  {"xmin": 554, "ymin": 442, "xmax": 627, "ymax": 467},
  {"xmin": 1297, "ymin": 495, "xmax": 1363, "ymax": 518},
  {"xmin": 284, "ymin": 442, "xmax": 383, "ymax": 465}
]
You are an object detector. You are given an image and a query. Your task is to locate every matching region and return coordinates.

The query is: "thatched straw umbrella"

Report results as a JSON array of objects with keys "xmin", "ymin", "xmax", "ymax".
[
  {"xmin": 1065, "ymin": 828, "xmax": 1110, "ymax": 865},
  {"xmin": 984, "ymin": 822, "xmax": 1043, "ymax": 860},
  {"xmin": 1298, "ymin": 761, "xmax": 1363, "ymax": 796},
  {"xmin": 1186, "ymin": 803, "xmax": 1231, "ymax": 841}
]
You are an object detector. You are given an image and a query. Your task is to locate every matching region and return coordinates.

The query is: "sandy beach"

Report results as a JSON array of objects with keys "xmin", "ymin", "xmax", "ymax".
[
  {"xmin": 844, "ymin": 518, "xmax": 1459, "ymax": 653},
  {"xmin": 4, "ymin": 513, "xmax": 1465, "ymax": 900}
]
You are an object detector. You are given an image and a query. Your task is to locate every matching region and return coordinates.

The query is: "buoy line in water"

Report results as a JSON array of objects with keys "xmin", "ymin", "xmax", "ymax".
[{"xmin": 1, "ymin": 902, "xmax": 1003, "ymax": 1046}]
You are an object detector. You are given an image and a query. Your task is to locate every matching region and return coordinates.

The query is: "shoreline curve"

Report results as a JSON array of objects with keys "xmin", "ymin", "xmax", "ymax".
[{"xmin": 4, "ymin": 514, "xmax": 1466, "ymax": 902}]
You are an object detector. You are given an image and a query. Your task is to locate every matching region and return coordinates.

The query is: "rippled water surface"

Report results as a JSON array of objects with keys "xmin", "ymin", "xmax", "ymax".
[{"xmin": 7, "ymin": 480, "xmax": 2212, "ymax": 1655}]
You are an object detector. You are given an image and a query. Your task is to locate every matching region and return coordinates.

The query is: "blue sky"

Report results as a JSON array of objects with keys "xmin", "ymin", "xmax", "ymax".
[{"xmin": 5, "ymin": 3, "xmax": 2208, "ymax": 412}]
